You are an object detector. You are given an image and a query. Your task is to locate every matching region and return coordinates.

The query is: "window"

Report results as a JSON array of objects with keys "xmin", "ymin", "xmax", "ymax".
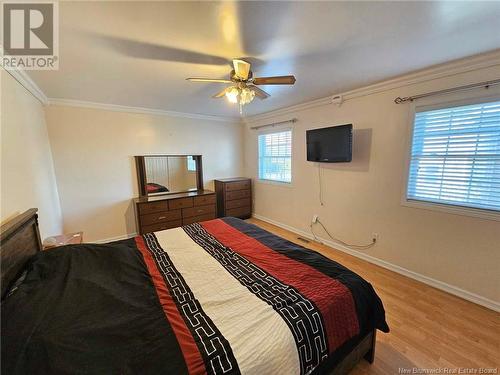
[
  {"xmin": 186, "ymin": 156, "xmax": 196, "ymax": 172},
  {"xmin": 258, "ymin": 130, "xmax": 292, "ymax": 183},
  {"xmin": 406, "ymin": 99, "xmax": 500, "ymax": 214}
]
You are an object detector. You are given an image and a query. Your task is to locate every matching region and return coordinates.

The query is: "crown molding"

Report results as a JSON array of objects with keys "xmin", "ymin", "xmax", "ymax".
[
  {"xmin": 244, "ymin": 49, "xmax": 500, "ymax": 124},
  {"xmin": 5, "ymin": 49, "xmax": 499, "ymax": 125},
  {"xmin": 2, "ymin": 67, "xmax": 240, "ymax": 122},
  {"xmin": 3, "ymin": 67, "xmax": 48, "ymax": 105},
  {"xmin": 47, "ymin": 98, "xmax": 241, "ymax": 123}
]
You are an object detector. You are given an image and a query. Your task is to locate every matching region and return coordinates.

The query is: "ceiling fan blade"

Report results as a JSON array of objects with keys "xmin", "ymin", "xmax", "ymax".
[
  {"xmin": 253, "ymin": 75, "xmax": 296, "ymax": 85},
  {"xmin": 233, "ymin": 59, "xmax": 251, "ymax": 80},
  {"xmin": 88, "ymin": 33, "xmax": 229, "ymax": 66},
  {"xmin": 249, "ymin": 85, "xmax": 270, "ymax": 99},
  {"xmin": 186, "ymin": 78, "xmax": 233, "ymax": 83},
  {"xmin": 212, "ymin": 87, "xmax": 230, "ymax": 98}
]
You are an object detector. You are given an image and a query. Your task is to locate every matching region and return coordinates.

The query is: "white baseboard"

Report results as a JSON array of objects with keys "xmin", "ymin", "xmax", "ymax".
[
  {"xmin": 91, "ymin": 233, "xmax": 137, "ymax": 244},
  {"xmin": 252, "ymin": 213, "xmax": 500, "ymax": 312}
]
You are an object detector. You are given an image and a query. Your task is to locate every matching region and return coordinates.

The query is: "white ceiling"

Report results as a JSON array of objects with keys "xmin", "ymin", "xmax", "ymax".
[{"xmin": 29, "ymin": 1, "xmax": 500, "ymax": 118}]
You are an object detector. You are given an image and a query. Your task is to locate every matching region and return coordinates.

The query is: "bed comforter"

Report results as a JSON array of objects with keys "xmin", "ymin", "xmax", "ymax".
[{"xmin": 1, "ymin": 217, "xmax": 388, "ymax": 375}]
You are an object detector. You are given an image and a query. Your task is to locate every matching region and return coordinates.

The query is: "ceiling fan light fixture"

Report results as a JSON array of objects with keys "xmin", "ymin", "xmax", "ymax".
[
  {"xmin": 225, "ymin": 86, "xmax": 255, "ymax": 106},
  {"xmin": 187, "ymin": 58, "xmax": 294, "ymax": 114},
  {"xmin": 225, "ymin": 86, "xmax": 239, "ymax": 104},
  {"xmin": 240, "ymin": 87, "xmax": 255, "ymax": 105}
]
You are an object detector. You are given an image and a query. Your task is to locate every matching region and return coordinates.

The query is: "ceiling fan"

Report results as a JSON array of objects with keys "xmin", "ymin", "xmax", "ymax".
[{"xmin": 186, "ymin": 59, "xmax": 296, "ymax": 113}]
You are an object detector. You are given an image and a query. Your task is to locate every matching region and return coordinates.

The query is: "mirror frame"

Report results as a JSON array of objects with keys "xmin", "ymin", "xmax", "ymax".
[{"xmin": 135, "ymin": 155, "xmax": 204, "ymax": 197}]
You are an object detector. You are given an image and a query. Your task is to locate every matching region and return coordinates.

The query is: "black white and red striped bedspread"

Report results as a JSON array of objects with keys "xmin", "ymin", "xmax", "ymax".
[
  {"xmin": 137, "ymin": 217, "xmax": 388, "ymax": 374},
  {"xmin": 1, "ymin": 217, "xmax": 388, "ymax": 375}
]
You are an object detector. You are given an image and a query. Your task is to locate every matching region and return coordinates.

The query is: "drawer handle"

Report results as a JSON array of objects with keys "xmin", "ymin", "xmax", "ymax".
[
  {"xmin": 197, "ymin": 209, "xmax": 203, "ymax": 213},
  {"xmin": 158, "ymin": 216, "xmax": 166, "ymax": 220}
]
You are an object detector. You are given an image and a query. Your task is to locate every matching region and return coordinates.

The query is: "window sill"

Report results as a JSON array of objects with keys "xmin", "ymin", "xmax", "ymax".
[
  {"xmin": 401, "ymin": 199, "xmax": 500, "ymax": 222},
  {"xmin": 256, "ymin": 179, "xmax": 293, "ymax": 188}
]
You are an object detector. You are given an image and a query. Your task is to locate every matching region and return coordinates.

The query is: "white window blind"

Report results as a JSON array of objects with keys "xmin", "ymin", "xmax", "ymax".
[
  {"xmin": 407, "ymin": 99, "xmax": 500, "ymax": 212},
  {"xmin": 258, "ymin": 130, "xmax": 292, "ymax": 183}
]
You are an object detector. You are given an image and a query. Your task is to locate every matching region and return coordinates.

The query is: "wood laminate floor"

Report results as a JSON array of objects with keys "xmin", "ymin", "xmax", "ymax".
[{"xmin": 247, "ymin": 218, "xmax": 500, "ymax": 375}]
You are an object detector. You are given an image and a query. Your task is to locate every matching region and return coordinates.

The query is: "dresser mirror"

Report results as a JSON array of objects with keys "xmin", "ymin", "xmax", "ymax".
[{"xmin": 135, "ymin": 155, "xmax": 203, "ymax": 196}]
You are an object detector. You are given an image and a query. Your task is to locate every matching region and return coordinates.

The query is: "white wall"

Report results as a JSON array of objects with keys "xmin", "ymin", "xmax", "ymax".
[
  {"xmin": 0, "ymin": 70, "xmax": 63, "ymax": 238},
  {"xmin": 45, "ymin": 105, "xmax": 243, "ymax": 242},
  {"xmin": 243, "ymin": 63, "xmax": 500, "ymax": 305}
]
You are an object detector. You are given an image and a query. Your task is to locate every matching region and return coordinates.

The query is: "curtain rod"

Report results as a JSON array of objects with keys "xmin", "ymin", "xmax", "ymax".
[
  {"xmin": 250, "ymin": 118, "xmax": 298, "ymax": 130},
  {"xmin": 394, "ymin": 78, "xmax": 500, "ymax": 104}
]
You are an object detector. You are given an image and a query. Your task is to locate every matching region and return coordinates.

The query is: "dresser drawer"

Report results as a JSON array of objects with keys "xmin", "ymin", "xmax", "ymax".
[
  {"xmin": 141, "ymin": 210, "xmax": 181, "ymax": 226},
  {"xmin": 141, "ymin": 219, "xmax": 182, "ymax": 234},
  {"xmin": 168, "ymin": 197, "xmax": 193, "ymax": 210},
  {"xmin": 225, "ymin": 180, "xmax": 251, "ymax": 191},
  {"xmin": 226, "ymin": 198, "xmax": 251, "ymax": 210},
  {"xmin": 194, "ymin": 194, "xmax": 216, "ymax": 206},
  {"xmin": 182, "ymin": 213, "xmax": 216, "ymax": 225},
  {"xmin": 138, "ymin": 201, "xmax": 169, "ymax": 215},
  {"xmin": 226, "ymin": 206, "xmax": 251, "ymax": 219},
  {"xmin": 182, "ymin": 204, "xmax": 216, "ymax": 218},
  {"xmin": 226, "ymin": 189, "xmax": 251, "ymax": 201}
]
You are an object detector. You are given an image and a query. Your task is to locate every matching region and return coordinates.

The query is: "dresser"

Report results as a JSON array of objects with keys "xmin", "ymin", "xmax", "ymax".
[
  {"xmin": 134, "ymin": 190, "xmax": 216, "ymax": 234},
  {"xmin": 214, "ymin": 178, "xmax": 252, "ymax": 219}
]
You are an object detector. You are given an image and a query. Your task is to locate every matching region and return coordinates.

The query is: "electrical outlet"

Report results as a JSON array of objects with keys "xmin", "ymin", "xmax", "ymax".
[
  {"xmin": 312, "ymin": 214, "xmax": 319, "ymax": 224},
  {"xmin": 372, "ymin": 233, "xmax": 379, "ymax": 243}
]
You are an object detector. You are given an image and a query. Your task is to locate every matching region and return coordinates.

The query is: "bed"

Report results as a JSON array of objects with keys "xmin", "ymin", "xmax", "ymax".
[
  {"xmin": 146, "ymin": 182, "xmax": 170, "ymax": 194},
  {"xmin": 1, "ymin": 209, "xmax": 388, "ymax": 375}
]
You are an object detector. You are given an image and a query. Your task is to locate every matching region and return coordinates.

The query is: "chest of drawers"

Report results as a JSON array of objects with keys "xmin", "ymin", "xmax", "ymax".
[
  {"xmin": 134, "ymin": 190, "xmax": 216, "ymax": 234},
  {"xmin": 214, "ymin": 178, "xmax": 252, "ymax": 219}
]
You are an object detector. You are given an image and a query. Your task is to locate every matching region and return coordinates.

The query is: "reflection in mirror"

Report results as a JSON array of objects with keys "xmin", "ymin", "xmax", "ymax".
[{"xmin": 144, "ymin": 156, "xmax": 198, "ymax": 195}]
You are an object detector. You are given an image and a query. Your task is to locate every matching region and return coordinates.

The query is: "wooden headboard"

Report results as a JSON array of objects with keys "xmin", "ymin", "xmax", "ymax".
[{"xmin": 0, "ymin": 208, "xmax": 42, "ymax": 299}]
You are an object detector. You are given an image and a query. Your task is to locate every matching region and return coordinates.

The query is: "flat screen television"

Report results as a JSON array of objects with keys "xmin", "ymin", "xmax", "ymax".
[{"xmin": 306, "ymin": 124, "xmax": 353, "ymax": 162}]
